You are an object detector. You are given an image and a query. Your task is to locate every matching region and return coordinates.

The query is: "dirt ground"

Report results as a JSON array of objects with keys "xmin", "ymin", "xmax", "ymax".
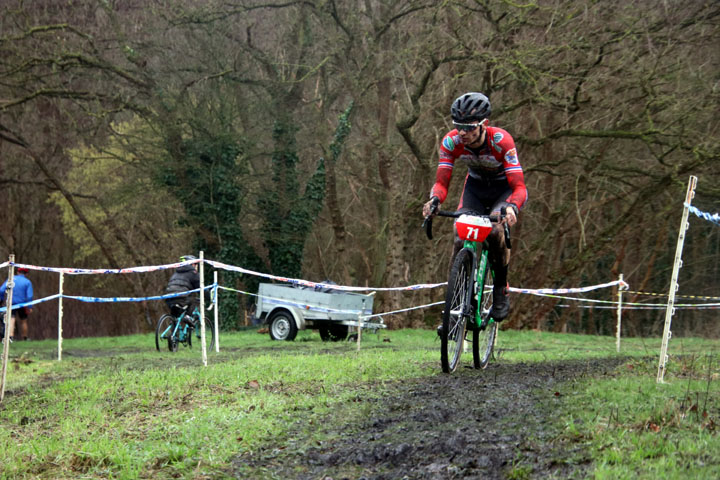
[{"xmin": 230, "ymin": 356, "xmax": 627, "ymax": 479}]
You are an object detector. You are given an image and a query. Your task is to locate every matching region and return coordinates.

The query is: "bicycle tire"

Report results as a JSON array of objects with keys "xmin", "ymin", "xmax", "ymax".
[
  {"xmin": 155, "ymin": 314, "xmax": 174, "ymax": 352},
  {"xmin": 169, "ymin": 335, "xmax": 179, "ymax": 352},
  {"xmin": 195, "ymin": 315, "xmax": 216, "ymax": 351},
  {"xmin": 473, "ymin": 258, "xmax": 496, "ymax": 369},
  {"xmin": 441, "ymin": 248, "xmax": 473, "ymax": 373}
]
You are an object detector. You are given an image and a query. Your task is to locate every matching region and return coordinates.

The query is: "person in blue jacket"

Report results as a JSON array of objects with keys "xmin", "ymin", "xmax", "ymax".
[{"xmin": 1, "ymin": 267, "xmax": 34, "ymax": 341}]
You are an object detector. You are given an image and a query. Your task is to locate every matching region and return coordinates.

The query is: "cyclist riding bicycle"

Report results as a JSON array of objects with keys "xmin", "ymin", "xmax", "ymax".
[
  {"xmin": 165, "ymin": 255, "xmax": 201, "ymax": 326},
  {"xmin": 422, "ymin": 92, "xmax": 528, "ymax": 321}
]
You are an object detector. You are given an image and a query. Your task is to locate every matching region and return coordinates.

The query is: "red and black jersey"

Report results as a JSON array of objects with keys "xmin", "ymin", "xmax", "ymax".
[{"xmin": 430, "ymin": 126, "xmax": 528, "ymax": 210}]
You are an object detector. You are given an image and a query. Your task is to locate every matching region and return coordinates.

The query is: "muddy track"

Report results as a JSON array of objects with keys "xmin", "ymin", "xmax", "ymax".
[{"xmin": 230, "ymin": 357, "xmax": 627, "ymax": 479}]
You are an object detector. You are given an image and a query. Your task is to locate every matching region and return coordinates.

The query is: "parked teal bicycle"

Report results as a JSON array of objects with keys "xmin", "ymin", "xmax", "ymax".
[
  {"xmin": 424, "ymin": 207, "xmax": 511, "ymax": 373},
  {"xmin": 155, "ymin": 304, "xmax": 215, "ymax": 352}
]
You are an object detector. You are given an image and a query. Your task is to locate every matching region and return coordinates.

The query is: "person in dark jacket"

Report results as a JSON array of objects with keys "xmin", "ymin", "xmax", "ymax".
[{"xmin": 165, "ymin": 255, "xmax": 200, "ymax": 322}]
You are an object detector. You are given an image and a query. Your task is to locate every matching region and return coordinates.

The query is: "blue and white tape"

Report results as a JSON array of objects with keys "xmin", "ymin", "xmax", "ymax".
[
  {"xmin": 686, "ymin": 204, "xmax": 720, "ymax": 226},
  {"xmin": 60, "ymin": 285, "xmax": 214, "ymax": 303},
  {"xmin": 0, "ymin": 294, "xmax": 62, "ymax": 312},
  {"xmin": 0, "ymin": 286, "xmax": 214, "ymax": 310}
]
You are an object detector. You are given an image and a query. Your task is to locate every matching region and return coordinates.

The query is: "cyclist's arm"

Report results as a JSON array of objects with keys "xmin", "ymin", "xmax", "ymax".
[
  {"xmin": 428, "ymin": 132, "xmax": 460, "ymax": 206},
  {"xmin": 498, "ymin": 136, "xmax": 527, "ymax": 214},
  {"xmin": 429, "ymin": 151, "xmax": 456, "ymax": 204}
]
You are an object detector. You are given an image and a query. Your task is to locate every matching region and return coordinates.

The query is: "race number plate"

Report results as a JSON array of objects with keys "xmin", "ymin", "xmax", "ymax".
[{"xmin": 455, "ymin": 215, "xmax": 492, "ymax": 242}]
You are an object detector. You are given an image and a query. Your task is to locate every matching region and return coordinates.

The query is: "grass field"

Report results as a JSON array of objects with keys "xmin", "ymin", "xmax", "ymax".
[{"xmin": 0, "ymin": 328, "xmax": 718, "ymax": 479}]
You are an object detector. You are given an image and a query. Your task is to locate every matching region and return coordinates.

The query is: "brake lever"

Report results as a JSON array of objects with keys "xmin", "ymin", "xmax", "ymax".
[
  {"xmin": 500, "ymin": 206, "xmax": 512, "ymax": 250},
  {"xmin": 422, "ymin": 198, "xmax": 439, "ymax": 240},
  {"xmin": 423, "ymin": 216, "xmax": 433, "ymax": 240}
]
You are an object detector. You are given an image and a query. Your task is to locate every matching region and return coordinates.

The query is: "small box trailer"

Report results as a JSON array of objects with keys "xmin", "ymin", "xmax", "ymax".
[{"xmin": 255, "ymin": 283, "xmax": 383, "ymax": 341}]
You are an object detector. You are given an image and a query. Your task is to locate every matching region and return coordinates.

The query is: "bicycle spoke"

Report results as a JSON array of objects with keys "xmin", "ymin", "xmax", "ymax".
[{"xmin": 442, "ymin": 249, "xmax": 473, "ymax": 373}]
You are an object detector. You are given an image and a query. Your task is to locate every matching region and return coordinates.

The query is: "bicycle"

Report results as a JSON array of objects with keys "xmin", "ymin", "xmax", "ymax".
[
  {"xmin": 155, "ymin": 304, "xmax": 215, "ymax": 352},
  {"xmin": 423, "ymin": 206, "xmax": 511, "ymax": 373}
]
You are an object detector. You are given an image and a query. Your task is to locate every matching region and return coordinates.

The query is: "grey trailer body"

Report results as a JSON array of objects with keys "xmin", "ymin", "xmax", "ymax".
[{"xmin": 255, "ymin": 283, "xmax": 383, "ymax": 341}]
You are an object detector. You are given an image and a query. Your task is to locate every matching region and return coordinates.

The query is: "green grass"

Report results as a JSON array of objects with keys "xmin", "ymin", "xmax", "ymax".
[{"xmin": 0, "ymin": 328, "xmax": 718, "ymax": 479}]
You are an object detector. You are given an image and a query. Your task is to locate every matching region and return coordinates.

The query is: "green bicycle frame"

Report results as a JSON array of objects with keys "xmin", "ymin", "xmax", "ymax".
[{"xmin": 464, "ymin": 239, "xmax": 493, "ymax": 330}]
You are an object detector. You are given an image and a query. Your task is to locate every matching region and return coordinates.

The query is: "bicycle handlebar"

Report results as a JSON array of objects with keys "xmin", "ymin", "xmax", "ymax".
[{"xmin": 422, "ymin": 207, "xmax": 512, "ymax": 249}]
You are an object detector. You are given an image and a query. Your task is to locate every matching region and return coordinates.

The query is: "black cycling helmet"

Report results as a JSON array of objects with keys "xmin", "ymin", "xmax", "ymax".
[
  {"xmin": 450, "ymin": 92, "xmax": 491, "ymax": 123},
  {"xmin": 179, "ymin": 254, "xmax": 197, "ymax": 262}
]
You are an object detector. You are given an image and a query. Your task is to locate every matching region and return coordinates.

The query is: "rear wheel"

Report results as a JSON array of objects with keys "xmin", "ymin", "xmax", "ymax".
[
  {"xmin": 195, "ymin": 315, "xmax": 216, "ymax": 350},
  {"xmin": 269, "ymin": 311, "xmax": 298, "ymax": 341},
  {"xmin": 319, "ymin": 323, "xmax": 348, "ymax": 341},
  {"xmin": 155, "ymin": 315, "xmax": 174, "ymax": 352},
  {"xmin": 473, "ymin": 258, "xmax": 497, "ymax": 369},
  {"xmin": 441, "ymin": 248, "xmax": 474, "ymax": 373}
]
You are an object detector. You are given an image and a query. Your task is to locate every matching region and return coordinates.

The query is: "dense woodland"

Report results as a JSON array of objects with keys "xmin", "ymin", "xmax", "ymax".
[{"xmin": 1, "ymin": 0, "xmax": 718, "ymax": 339}]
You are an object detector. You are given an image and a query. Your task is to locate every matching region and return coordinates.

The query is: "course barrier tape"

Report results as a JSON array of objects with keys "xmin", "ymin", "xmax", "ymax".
[
  {"xmin": 2, "ymin": 263, "xmax": 710, "ymax": 319},
  {"xmin": 62, "ymin": 285, "xmax": 214, "ymax": 303},
  {"xmin": 624, "ymin": 290, "xmax": 720, "ymax": 301},
  {"xmin": 217, "ymin": 286, "xmax": 373, "ymax": 316},
  {"xmin": 558, "ymin": 304, "xmax": 720, "ymax": 310},
  {"xmin": 686, "ymin": 204, "xmax": 720, "ymax": 226},
  {"xmin": 519, "ymin": 290, "xmax": 720, "ymax": 308},
  {"xmin": 0, "ymin": 262, "xmax": 8, "ymax": 270},
  {"xmin": 508, "ymin": 279, "xmax": 628, "ymax": 296},
  {"xmin": 6, "ymin": 258, "xmax": 629, "ymax": 297},
  {"xmin": 362, "ymin": 301, "xmax": 445, "ymax": 319},
  {"xmin": 205, "ymin": 259, "xmax": 446, "ymax": 292},
  {"xmin": 10, "ymin": 259, "xmax": 200, "ymax": 275},
  {"xmin": 0, "ymin": 294, "xmax": 62, "ymax": 312},
  {"xmin": 2, "ymin": 254, "xmax": 635, "ymax": 320},
  {"xmin": 0, "ymin": 286, "xmax": 214, "ymax": 311}
]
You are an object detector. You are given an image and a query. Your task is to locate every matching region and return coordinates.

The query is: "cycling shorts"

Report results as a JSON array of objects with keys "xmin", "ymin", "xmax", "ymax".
[{"xmin": 458, "ymin": 176, "xmax": 512, "ymax": 215}]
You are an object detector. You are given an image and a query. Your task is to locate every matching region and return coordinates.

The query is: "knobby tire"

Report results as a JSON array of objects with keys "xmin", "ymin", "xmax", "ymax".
[
  {"xmin": 441, "ymin": 248, "xmax": 473, "ymax": 373},
  {"xmin": 155, "ymin": 315, "xmax": 174, "ymax": 352},
  {"xmin": 472, "ymin": 257, "xmax": 497, "ymax": 369}
]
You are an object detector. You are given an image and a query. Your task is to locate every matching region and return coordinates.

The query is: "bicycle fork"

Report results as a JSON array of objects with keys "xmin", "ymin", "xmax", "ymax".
[{"xmin": 465, "ymin": 249, "xmax": 491, "ymax": 343}]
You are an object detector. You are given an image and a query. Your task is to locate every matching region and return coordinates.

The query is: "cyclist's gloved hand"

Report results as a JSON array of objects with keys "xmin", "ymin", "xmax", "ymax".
[
  {"xmin": 423, "ymin": 196, "xmax": 440, "ymax": 217},
  {"xmin": 504, "ymin": 207, "xmax": 517, "ymax": 227},
  {"xmin": 492, "ymin": 204, "xmax": 518, "ymax": 227}
]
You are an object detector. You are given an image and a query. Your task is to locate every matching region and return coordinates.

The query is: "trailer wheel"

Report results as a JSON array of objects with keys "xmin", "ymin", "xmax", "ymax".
[
  {"xmin": 269, "ymin": 311, "xmax": 298, "ymax": 341},
  {"xmin": 319, "ymin": 323, "xmax": 348, "ymax": 342},
  {"xmin": 319, "ymin": 325, "xmax": 331, "ymax": 341}
]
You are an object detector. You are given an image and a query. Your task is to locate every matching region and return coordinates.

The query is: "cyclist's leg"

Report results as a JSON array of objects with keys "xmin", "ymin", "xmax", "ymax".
[
  {"xmin": 487, "ymin": 190, "xmax": 514, "ymax": 321},
  {"xmin": 184, "ymin": 298, "xmax": 199, "ymax": 328}
]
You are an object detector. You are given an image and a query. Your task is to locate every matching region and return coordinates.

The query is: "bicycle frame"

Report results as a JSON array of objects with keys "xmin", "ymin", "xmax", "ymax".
[
  {"xmin": 463, "ymin": 240, "xmax": 494, "ymax": 331},
  {"xmin": 156, "ymin": 304, "xmax": 214, "ymax": 353},
  {"xmin": 162, "ymin": 308, "xmax": 196, "ymax": 344},
  {"xmin": 424, "ymin": 207, "xmax": 510, "ymax": 372}
]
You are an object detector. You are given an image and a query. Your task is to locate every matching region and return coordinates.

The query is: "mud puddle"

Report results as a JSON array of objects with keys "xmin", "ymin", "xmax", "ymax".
[{"xmin": 230, "ymin": 357, "xmax": 626, "ymax": 479}]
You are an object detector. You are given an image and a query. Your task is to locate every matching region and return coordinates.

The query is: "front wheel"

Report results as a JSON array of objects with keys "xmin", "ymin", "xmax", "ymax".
[
  {"xmin": 441, "ymin": 248, "xmax": 474, "ymax": 373},
  {"xmin": 269, "ymin": 311, "xmax": 298, "ymax": 341},
  {"xmin": 473, "ymin": 260, "xmax": 497, "ymax": 369},
  {"xmin": 155, "ymin": 314, "xmax": 174, "ymax": 352}
]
